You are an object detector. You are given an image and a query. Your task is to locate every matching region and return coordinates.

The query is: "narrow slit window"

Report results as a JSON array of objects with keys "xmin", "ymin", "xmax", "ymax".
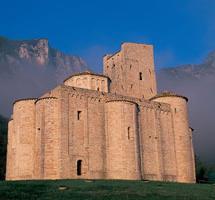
[
  {"xmin": 77, "ymin": 111, "xmax": 82, "ymax": 120},
  {"xmin": 77, "ymin": 160, "xmax": 82, "ymax": 176},
  {"xmin": 139, "ymin": 72, "xmax": 143, "ymax": 80},
  {"xmin": 97, "ymin": 87, "xmax": 100, "ymax": 91},
  {"xmin": 128, "ymin": 127, "xmax": 131, "ymax": 140},
  {"xmin": 150, "ymin": 88, "xmax": 153, "ymax": 93}
]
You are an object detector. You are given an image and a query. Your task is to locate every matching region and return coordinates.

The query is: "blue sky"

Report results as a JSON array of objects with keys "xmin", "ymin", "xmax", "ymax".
[{"xmin": 1, "ymin": 0, "xmax": 215, "ymax": 72}]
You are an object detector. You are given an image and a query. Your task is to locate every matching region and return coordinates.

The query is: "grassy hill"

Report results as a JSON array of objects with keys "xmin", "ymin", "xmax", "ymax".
[{"xmin": 0, "ymin": 180, "xmax": 214, "ymax": 200}]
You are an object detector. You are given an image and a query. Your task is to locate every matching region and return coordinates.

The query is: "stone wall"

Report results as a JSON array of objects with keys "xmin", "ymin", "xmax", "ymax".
[
  {"xmin": 159, "ymin": 110, "xmax": 177, "ymax": 181},
  {"xmin": 139, "ymin": 106, "xmax": 162, "ymax": 180},
  {"xmin": 6, "ymin": 120, "xmax": 14, "ymax": 180},
  {"xmin": 59, "ymin": 86, "xmax": 106, "ymax": 179},
  {"xmin": 34, "ymin": 97, "xmax": 61, "ymax": 180},
  {"xmin": 152, "ymin": 96, "xmax": 196, "ymax": 183},
  {"xmin": 105, "ymin": 100, "xmax": 141, "ymax": 180},
  {"xmin": 10, "ymin": 99, "xmax": 36, "ymax": 180}
]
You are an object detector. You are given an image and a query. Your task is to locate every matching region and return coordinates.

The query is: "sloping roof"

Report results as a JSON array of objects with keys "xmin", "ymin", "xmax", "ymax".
[
  {"xmin": 150, "ymin": 91, "xmax": 188, "ymax": 102},
  {"xmin": 63, "ymin": 71, "xmax": 111, "ymax": 82}
]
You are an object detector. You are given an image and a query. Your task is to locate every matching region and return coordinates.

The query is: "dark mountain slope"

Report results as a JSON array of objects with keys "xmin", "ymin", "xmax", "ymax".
[{"xmin": 0, "ymin": 37, "xmax": 88, "ymax": 116}]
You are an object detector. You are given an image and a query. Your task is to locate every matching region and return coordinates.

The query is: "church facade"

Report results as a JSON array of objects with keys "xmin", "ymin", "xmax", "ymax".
[{"xmin": 6, "ymin": 42, "xmax": 196, "ymax": 183}]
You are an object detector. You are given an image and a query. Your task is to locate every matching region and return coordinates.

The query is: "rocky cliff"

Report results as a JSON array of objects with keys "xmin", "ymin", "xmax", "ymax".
[
  {"xmin": 0, "ymin": 36, "xmax": 88, "ymax": 81},
  {"xmin": 0, "ymin": 36, "xmax": 88, "ymax": 116}
]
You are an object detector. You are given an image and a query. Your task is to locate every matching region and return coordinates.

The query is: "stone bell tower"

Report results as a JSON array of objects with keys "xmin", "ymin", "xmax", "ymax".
[{"xmin": 103, "ymin": 42, "xmax": 157, "ymax": 99}]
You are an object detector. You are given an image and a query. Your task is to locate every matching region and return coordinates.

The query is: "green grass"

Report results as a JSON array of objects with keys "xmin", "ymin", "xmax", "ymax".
[{"xmin": 0, "ymin": 180, "xmax": 214, "ymax": 200}]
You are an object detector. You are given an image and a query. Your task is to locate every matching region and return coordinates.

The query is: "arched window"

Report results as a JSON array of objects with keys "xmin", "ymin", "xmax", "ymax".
[
  {"xmin": 77, "ymin": 160, "xmax": 82, "ymax": 176},
  {"xmin": 77, "ymin": 111, "xmax": 82, "ymax": 120}
]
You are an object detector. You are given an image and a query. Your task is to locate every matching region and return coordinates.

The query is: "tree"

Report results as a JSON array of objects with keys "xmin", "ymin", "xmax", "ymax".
[{"xmin": 0, "ymin": 115, "xmax": 8, "ymax": 180}]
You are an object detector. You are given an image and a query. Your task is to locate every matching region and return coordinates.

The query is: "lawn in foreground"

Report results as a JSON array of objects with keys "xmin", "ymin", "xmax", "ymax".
[{"xmin": 0, "ymin": 179, "xmax": 214, "ymax": 200}]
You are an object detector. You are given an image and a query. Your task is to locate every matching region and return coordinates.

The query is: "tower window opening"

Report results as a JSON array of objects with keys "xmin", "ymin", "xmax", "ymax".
[
  {"xmin": 77, "ymin": 160, "xmax": 82, "ymax": 176},
  {"xmin": 128, "ymin": 127, "xmax": 131, "ymax": 140},
  {"xmin": 131, "ymin": 84, "xmax": 133, "ymax": 89},
  {"xmin": 130, "ymin": 64, "xmax": 132, "ymax": 69},
  {"xmin": 97, "ymin": 87, "xmax": 100, "ymax": 91},
  {"xmin": 77, "ymin": 111, "xmax": 82, "ymax": 120},
  {"xmin": 139, "ymin": 72, "xmax": 143, "ymax": 80}
]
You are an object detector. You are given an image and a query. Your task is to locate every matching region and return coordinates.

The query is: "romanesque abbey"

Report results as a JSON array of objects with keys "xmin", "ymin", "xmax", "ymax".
[{"xmin": 6, "ymin": 42, "xmax": 196, "ymax": 183}]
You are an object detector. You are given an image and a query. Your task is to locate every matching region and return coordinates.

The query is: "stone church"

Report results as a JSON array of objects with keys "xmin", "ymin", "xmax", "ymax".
[{"xmin": 6, "ymin": 42, "xmax": 196, "ymax": 183}]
